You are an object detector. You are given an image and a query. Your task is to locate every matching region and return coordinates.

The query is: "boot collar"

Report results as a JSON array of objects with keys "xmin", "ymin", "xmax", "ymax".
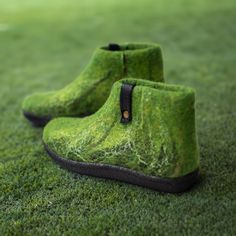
[{"xmin": 98, "ymin": 42, "xmax": 161, "ymax": 56}]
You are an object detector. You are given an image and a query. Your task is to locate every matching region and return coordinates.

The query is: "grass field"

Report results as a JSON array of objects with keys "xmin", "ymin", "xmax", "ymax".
[{"xmin": 0, "ymin": 0, "xmax": 236, "ymax": 235}]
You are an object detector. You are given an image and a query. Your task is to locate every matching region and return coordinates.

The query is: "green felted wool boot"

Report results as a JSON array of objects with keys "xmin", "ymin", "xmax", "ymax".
[
  {"xmin": 43, "ymin": 79, "xmax": 200, "ymax": 193},
  {"xmin": 22, "ymin": 43, "xmax": 164, "ymax": 127}
]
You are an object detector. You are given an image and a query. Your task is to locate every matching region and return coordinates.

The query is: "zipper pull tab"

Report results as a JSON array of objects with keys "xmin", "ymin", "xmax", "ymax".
[{"xmin": 120, "ymin": 83, "xmax": 135, "ymax": 124}]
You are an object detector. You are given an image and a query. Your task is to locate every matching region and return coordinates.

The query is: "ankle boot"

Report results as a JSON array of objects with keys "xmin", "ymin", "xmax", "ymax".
[
  {"xmin": 43, "ymin": 79, "xmax": 199, "ymax": 193},
  {"xmin": 22, "ymin": 43, "xmax": 164, "ymax": 127}
]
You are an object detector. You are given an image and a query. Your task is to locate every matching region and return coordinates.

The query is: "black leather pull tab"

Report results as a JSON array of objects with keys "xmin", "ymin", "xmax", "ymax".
[
  {"xmin": 120, "ymin": 83, "xmax": 135, "ymax": 124},
  {"xmin": 108, "ymin": 43, "xmax": 120, "ymax": 51}
]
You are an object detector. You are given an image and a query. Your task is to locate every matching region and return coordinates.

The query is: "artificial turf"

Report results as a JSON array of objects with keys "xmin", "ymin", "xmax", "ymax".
[{"xmin": 0, "ymin": 0, "xmax": 235, "ymax": 235}]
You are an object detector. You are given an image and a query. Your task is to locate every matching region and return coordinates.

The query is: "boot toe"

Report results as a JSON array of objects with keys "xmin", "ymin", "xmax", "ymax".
[
  {"xmin": 22, "ymin": 92, "xmax": 53, "ymax": 117},
  {"xmin": 22, "ymin": 92, "xmax": 57, "ymax": 126},
  {"xmin": 43, "ymin": 117, "xmax": 81, "ymax": 157}
]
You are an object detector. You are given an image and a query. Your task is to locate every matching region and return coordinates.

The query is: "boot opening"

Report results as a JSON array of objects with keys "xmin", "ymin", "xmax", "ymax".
[
  {"xmin": 120, "ymin": 79, "xmax": 193, "ymax": 93},
  {"xmin": 103, "ymin": 43, "xmax": 155, "ymax": 52}
]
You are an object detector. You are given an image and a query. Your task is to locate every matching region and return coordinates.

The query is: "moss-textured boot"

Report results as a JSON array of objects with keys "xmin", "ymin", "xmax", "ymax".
[
  {"xmin": 22, "ymin": 43, "xmax": 164, "ymax": 127},
  {"xmin": 43, "ymin": 79, "xmax": 199, "ymax": 193}
]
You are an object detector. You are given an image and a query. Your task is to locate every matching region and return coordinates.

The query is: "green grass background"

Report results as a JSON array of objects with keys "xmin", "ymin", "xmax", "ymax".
[{"xmin": 0, "ymin": 0, "xmax": 235, "ymax": 235}]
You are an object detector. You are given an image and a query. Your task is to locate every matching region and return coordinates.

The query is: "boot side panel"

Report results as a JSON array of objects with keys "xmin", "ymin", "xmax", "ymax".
[
  {"xmin": 131, "ymin": 86, "xmax": 199, "ymax": 178},
  {"xmin": 168, "ymin": 92, "xmax": 200, "ymax": 177},
  {"xmin": 124, "ymin": 46, "xmax": 164, "ymax": 83},
  {"xmin": 64, "ymin": 52, "xmax": 124, "ymax": 116}
]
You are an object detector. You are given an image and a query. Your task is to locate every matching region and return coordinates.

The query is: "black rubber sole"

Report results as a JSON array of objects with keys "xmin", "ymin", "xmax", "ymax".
[
  {"xmin": 23, "ymin": 111, "xmax": 51, "ymax": 127},
  {"xmin": 44, "ymin": 143, "xmax": 199, "ymax": 193}
]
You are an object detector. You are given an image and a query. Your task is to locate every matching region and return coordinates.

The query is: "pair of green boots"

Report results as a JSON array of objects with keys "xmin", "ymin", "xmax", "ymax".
[{"xmin": 22, "ymin": 43, "xmax": 200, "ymax": 193}]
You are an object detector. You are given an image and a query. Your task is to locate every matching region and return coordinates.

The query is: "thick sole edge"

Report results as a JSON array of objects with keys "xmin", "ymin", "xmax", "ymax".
[
  {"xmin": 44, "ymin": 143, "xmax": 200, "ymax": 193},
  {"xmin": 23, "ymin": 111, "xmax": 51, "ymax": 127}
]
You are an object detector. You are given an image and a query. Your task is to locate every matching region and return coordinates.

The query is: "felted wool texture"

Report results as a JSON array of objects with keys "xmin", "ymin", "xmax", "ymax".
[
  {"xmin": 43, "ymin": 79, "xmax": 199, "ymax": 178},
  {"xmin": 22, "ymin": 43, "xmax": 164, "ymax": 119}
]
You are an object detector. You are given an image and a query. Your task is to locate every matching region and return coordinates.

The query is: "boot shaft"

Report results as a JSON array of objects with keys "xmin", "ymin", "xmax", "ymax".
[
  {"xmin": 101, "ymin": 79, "xmax": 199, "ymax": 177},
  {"xmin": 87, "ymin": 43, "xmax": 164, "ymax": 82},
  {"xmin": 122, "ymin": 43, "xmax": 164, "ymax": 82}
]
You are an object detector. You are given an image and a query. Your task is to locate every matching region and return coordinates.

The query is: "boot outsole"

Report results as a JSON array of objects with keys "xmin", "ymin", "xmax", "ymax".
[
  {"xmin": 44, "ymin": 143, "xmax": 199, "ymax": 193},
  {"xmin": 23, "ymin": 111, "xmax": 51, "ymax": 127}
]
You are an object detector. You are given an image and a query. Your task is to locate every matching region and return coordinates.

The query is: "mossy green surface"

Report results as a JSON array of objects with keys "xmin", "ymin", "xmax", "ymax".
[
  {"xmin": 43, "ymin": 79, "xmax": 199, "ymax": 178},
  {"xmin": 22, "ymin": 43, "xmax": 164, "ymax": 119},
  {"xmin": 0, "ymin": 0, "xmax": 236, "ymax": 235}
]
